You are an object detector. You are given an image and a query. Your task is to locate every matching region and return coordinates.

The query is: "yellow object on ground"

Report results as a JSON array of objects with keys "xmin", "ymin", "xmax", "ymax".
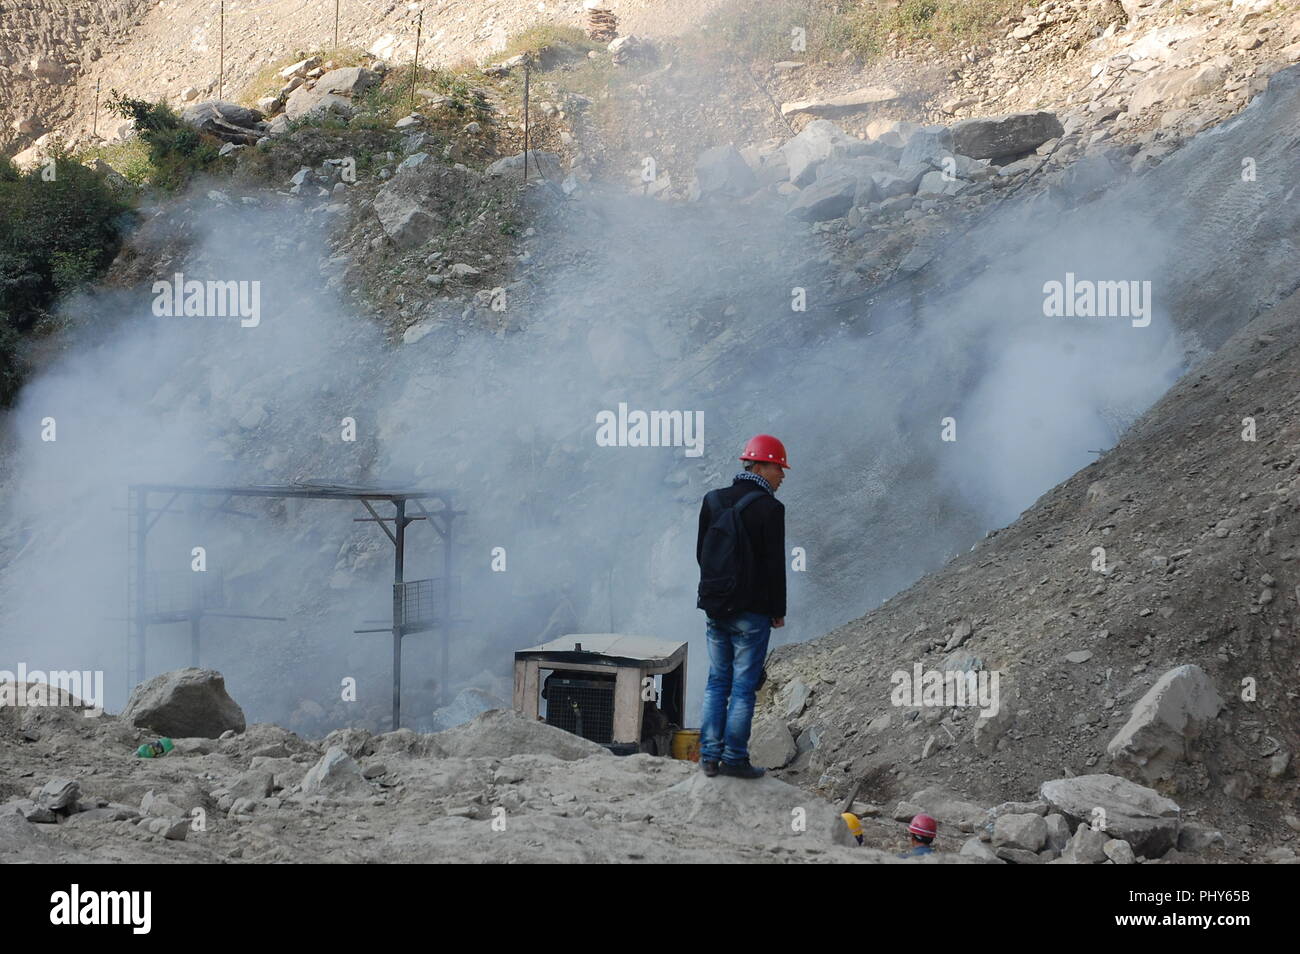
[{"xmin": 672, "ymin": 729, "xmax": 700, "ymax": 761}]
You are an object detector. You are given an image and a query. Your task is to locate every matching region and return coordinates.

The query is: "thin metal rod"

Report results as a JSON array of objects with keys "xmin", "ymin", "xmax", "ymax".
[
  {"xmin": 134, "ymin": 489, "xmax": 148, "ymax": 688},
  {"xmin": 93, "ymin": 79, "xmax": 100, "ymax": 137},
  {"xmin": 219, "ymin": 0, "xmax": 225, "ymax": 100},
  {"xmin": 145, "ymin": 492, "xmax": 181, "ymax": 534},
  {"xmin": 392, "ymin": 499, "xmax": 407, "ymax": 730},
  {"xmin": 441, "ymin": 507, "xmax": 454, "ymax": 706},
  {"xmin": 334, "ymin": 0, "xmax": 340, "ymax": 50},
  {"xmin": 409, "ymin": 499, "xmax": 446, "ymax": 539},
  {"xmin": 409, "ymin": 9, "xmax": 422, "ymax": 111},
  {"xmin": 201, "ymin": 612, "xmax": 287, "ymax": 621},
  {"xmin": 190, "ymin": 496, "xmax": 202, "ymax": 667},
  {"xmin": 523, "ymin": 58, "xmax": 530, "ymax": 181},
  {"xmin": 729, "ymin": 50, "xmax": 796, "ymax": 136},
  {"xmin": 360, "ymin": 499, "xmax": 397, "ymax": 545}
]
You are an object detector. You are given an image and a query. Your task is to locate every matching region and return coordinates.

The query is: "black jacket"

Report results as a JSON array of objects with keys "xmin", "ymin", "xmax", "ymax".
[{"xmin": 696, "ymin": 477, "xmax": 786, "ymax": 619}]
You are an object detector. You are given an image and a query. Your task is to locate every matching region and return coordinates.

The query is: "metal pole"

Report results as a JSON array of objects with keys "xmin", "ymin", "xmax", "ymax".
[
  {"xmin": 391, "ymin": 499, "xmax": 406, "ymax": 730},
  {"xmin": 93, "ymin": 79, "xmax": 100, "ymax": 138},
  {"xmin": 409, "ymin": 10, "xmax": 422, "ymax": 111},
  {"xmin": 523, "ymin": 59, "xmax": 530, "ymax": 181},
  {"xmin": 441, "ymin": 510, "xmax": 454, "ymax": 707},
  {"xmin": 189, "ymin": 496, "xmax": 201, "ymax": 667},
  {"xmin": 334, "ymin": 0, "xmax": 340, "ymax": 50},
  {"xmin": 218, "ymin": 0, "xmax": 225, "ymax": 100},
  {"xmin": 134, "ymin": 490, "xmax": 148, "ymax": 688}
]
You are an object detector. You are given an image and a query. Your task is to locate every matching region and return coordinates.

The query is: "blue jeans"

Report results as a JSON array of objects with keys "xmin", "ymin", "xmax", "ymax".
[{"xmin": 699, "ymin": 611, "xmax": 772, "ymax": 764}]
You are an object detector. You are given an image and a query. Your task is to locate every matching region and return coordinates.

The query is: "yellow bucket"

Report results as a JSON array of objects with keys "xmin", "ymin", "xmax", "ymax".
[{"xmin": 672, "ymin": 729, "xmax": 701, "ymax": 762}]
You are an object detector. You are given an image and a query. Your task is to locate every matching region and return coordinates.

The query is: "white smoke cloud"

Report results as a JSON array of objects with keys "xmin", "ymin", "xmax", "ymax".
[{"xmin": 0, "ymin": 156, "xmax": 1189, "ymax": 729}]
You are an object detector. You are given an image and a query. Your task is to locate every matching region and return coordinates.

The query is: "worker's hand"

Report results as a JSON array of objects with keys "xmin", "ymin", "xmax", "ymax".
[{"xmin": 772, "ymin": 617, "xmax": 785, "ymax": 628}]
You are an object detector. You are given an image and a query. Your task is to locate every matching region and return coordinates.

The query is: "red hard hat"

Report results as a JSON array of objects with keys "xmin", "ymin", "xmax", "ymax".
[
  {"xmin": 908, "ymin": 814, "xmax": 938, "ymax": 839},
  {"xmin": 739, "ymin": 434, "xmax": 789, "ymax": 469}
]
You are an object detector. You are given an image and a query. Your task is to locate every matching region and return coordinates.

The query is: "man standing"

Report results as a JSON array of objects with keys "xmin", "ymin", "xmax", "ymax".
[{"xmin": 695, "ymin": 434, "xmax": 788, "ymax": 779}]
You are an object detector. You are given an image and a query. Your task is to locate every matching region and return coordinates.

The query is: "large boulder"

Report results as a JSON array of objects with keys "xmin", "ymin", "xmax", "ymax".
[
  {"xmin": 1106, "ymin": 664, "xmax": 1223, "ymax": 781},
  {"xmin": 372, "ymin": 181, "xmax": 440, "ymax": 247},
  {"xmin": 313, "ymin": 66, "xmax": 380, "ymax": 98},
  {"xmin": 950, "ymin": 111, "xmax": 1064, "ymax": 161},
  {"xmin": 285, "ymin": 86, "xmax": 355, "ymax": 121},
  {"xmin": 899, "ymin": 124, "xmax": 954, "ymax": 169},
  {"xmin": 870, "ymin": 163, "xmax": 928, "ymax": 200},
  {"xmin": 780, "ymin": 119, "xmax": 852, "ymax": 186},
  {"xmin": 1039, "ymin": 774, "xmax": 1180, "ymax": 857},
  {"xmin": 180, "ymin": 102, "xmax": 263, "ymax": 145},
  {"xmin": 787, "ymin": 173, "xmax": 856, "ymax": 222},
  {"xmin": 781, "ymin": 86, "xmax": 900, "ymax": 118},
  {"xmin": 180, "ymin": 100, "xmax": 264, "ymax": 144},
  {"xmin": 993, "ymin": 812, "xmax": 1047, "ymax": 852},
  {"xmin": 695, "ymin": 144, "xmax": 757, "ymax": 198},
  {"xmin": 892, "ymin": 787, "xmax": 987, "ymax": 833},
  {"xmin": 816, "ymin": 155, "xmax": 898, "ymax": 186},
  {"xmin": 121, "ymin": 668, "xmax": 245, "ymax": 738}
]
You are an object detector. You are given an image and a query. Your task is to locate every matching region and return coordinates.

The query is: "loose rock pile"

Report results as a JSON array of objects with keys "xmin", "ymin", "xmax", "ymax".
[
  {"xmin": 1, "ymin": 673, "xmax": 952, "ymax": 864},
  {"xmin": 693, "ymin": 109, "xmax": 1064, "ymax": 224}
]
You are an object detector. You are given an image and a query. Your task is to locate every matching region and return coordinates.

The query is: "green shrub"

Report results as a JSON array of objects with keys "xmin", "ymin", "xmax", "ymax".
[
  {"xmin": 356, "ymin": 65, "xmax": 490, "ymax": 127},
  {"xmin": 496, "ymin": 25, "xmax": 603, "ymax": 65},
  {"xmin": 106, "ymin": 92, "xmax": 221, "ymax": 190},
  {"xmin": 0, "ymin": 152, "xmax": 130, "ymax": 405},
  {"xmin": 79, "ymin": 138, "xmax": 154, "ymax": 185}
]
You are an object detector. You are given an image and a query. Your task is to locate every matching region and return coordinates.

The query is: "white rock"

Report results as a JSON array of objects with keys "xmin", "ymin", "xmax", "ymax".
[
  {"xmin": 1106, "ymin": 664, "xmax": 1223, "ymax": 781},
  {"xmin": 993, "ymin": 812, "xmax": 1047, "ymax": 852},
  {"xmin": 300, "ymin": 746, "xmax": 371, "ymax": 797}
]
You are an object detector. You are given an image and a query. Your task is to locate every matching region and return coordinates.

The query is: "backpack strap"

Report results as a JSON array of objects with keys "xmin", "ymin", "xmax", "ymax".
[{"xmin": 705, "ymin": 489, "xmax": 765, "ymax": 522}]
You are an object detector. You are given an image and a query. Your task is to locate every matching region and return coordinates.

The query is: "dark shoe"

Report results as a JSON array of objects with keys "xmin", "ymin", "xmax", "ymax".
[
  {"xmin": 700, "ymin": 759, "xmax": 719, "ymax": 777},
  {"xmin": 718, "ymin": 759, "xmax": 765, "ymax": 779}
]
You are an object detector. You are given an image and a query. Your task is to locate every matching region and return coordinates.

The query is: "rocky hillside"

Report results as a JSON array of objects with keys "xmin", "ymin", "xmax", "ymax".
[
  {"xmin": 753, "ymin": 208, "xmax": 1300, "ymax": 863},
  {"xmin": 0, "ymin": 0, "xmax": 148, "ymax": 150},
  {"xmin": 0, "ymin": 0, "xmax": 724, "ymax": 153}
]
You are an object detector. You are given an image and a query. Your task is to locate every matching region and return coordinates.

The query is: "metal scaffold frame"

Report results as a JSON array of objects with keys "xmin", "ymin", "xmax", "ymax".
[{"xmin": 125, "ymin": 481, "xmax": 463, "ymax": 730}]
